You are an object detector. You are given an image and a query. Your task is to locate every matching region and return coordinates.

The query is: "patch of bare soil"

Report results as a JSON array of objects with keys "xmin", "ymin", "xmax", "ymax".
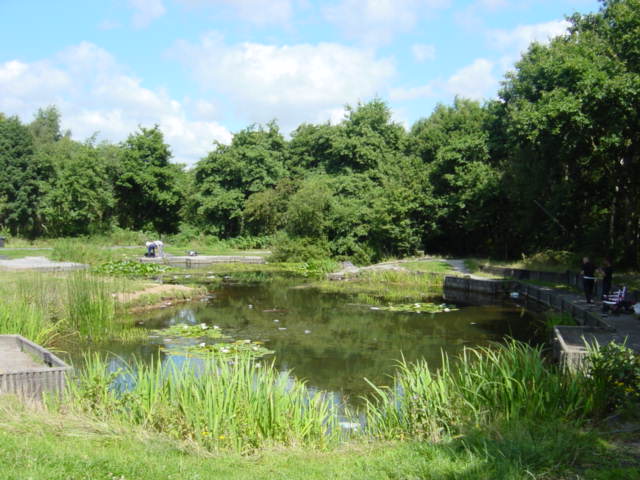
[{"xmin": 116, "ymin": 284, "xmax": 202, "ymax": 312}]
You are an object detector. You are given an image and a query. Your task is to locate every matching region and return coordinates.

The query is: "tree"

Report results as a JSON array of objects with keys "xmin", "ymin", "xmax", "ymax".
[
  {"xmin": 113, "ymin": 126, "xmax": 184, "ymax": 233},
  {"xmin": 189, "ymin": 121, "xmax": 287, "ymax": 237},
  {"xmin": 500, "ymin": 0, "xmax": 640, "ymax": 264},
  {"xmin": 0, "ymin": 115, "xmax": 53, "ymax": 237},
  {"xmin": 40, "ymin": 138, "xmax": 115, "ymax": 236},
  {"xmin": 29, "ymin": 106, "xmax": 67, "ymax": 146},
  {"xmin": 409, "ymin": 98, "xmax": 503, "ymax": 254}
]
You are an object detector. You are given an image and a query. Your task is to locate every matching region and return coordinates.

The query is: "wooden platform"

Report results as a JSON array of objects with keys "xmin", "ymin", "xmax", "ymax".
[
  {"xmin": 0, "ymin": 335, "xmax": 71, "ymax": 398},
  {"xmin": 0, "ymin": 337, "xmax": 43, "ymax": 373}
]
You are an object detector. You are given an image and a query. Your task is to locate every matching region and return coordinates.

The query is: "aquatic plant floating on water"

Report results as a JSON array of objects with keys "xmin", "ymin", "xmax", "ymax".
[
  {"xmin": 151, "ymin": 323, "xmax": 230, "ymax": 339},
  {"xmin": 163, "ymin": 339, "xmax": 274, "ymax": 359},
  {"xmin": 371, "ymin": 302, "xmax": 458, "ymax": 314}
]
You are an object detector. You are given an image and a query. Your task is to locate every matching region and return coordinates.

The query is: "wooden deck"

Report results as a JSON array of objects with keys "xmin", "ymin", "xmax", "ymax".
[
  {"xmin": 0, "ymin": 337, "xmax": 43, "ymax": 373},
  {"xmin": 0, "ymin": 335, "xmax": 72, "ymax": 398}
]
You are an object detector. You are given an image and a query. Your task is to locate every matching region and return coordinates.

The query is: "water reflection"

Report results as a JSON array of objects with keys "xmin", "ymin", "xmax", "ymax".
[{"xmin": 75, "ymin": 283, "xmax": 543, "ymax": 406}]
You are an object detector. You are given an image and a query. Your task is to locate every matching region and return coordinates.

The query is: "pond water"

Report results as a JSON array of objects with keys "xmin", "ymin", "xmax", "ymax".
[{"xmin": 80, "ymin": 280, "xmax": 544, "ymax": 404}]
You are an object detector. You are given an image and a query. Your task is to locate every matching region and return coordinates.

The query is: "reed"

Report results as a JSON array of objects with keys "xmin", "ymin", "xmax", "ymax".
[
  {"xmin": 65, "ymin": 354, "xmax": 343, "ymax": 452},
  {"xmin": 0, "ymin": 298, "xmax": 59, "ymax": 347},
  {"xmin": 363, "ymin": 340, "xmax": 593, "ymax": 441},
  {"xmin": 0, "ymin": 271, "xmax": 139, "ymax": 345},
  {"xmin": 64, "ymin": 271, "xmax": 118, "ymax": 338}
]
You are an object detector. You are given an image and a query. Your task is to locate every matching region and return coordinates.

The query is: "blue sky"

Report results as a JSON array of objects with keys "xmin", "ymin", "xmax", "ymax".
[{"xmin": 0, "ymin": 0, "xmax": 600, "ymax": 165}]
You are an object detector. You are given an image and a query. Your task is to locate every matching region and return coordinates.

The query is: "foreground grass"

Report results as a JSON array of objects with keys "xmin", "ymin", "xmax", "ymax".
[{"xmin": 1, "ymin": 399, "xmax": 638, "ymax": 480}]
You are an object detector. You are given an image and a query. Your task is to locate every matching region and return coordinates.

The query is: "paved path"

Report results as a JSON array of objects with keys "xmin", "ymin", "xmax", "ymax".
[
  {"xmin": 554, "ymin": 288, "xmax": 640, "ymax": 352},
  {"xmin": 443, "ymin": 259, "xmax": 488, "ymax": 280},
  {"xmin": 0, "ymin": 256, "xmax": 88, "ymax": 272}
]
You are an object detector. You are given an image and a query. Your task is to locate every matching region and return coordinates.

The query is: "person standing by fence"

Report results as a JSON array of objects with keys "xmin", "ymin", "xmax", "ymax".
[
  {"xmin": 581, "ymin": 256, "xmax": 596, "ymax": 303},
  {"xmin": 599, "ymin": 258, "xmax": 613, "ymax": 297}
]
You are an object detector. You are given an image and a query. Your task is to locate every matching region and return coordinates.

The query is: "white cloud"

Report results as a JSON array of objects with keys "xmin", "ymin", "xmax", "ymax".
[
  {"xmin": 412, "ymin": 44, "xmax": 436, "ymax": 62},
  {"xmin": 489, "ymin": 19, "xmax": 570, "ymax": 54},
  {"xmin": 324, "ymin": 0, "xmax": 451, "ymax": 46},
  {"xmin": 0, "ymin": 42, "xmax": 231, "ymax": 165},
  {"xmin": 391, "ymin": 58, "xmax": 498, "ymax": 103},
  {"xmin": 128, "ymin": 0, "xmax": 166, "ymax": 28},
  {"xmin": 390, "ymin": 84, "xmax": 434, "ymax": 101},
  {"xmin": 477, "ymin": 0, "xmax": 509, "ymax": 9},
  {"xmin": 170, "ymin": 33, "xmax": 395, "ymax": 129},
  {"xmin": 175, "ymin": 0, "xmax": 294, "ymax": 25},
  {"xmin": 444, "ymin": 58, "xmax": 497, "ymax": 100}
]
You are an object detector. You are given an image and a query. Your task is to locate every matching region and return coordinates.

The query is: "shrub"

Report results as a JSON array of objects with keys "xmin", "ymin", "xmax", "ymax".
[
  {"xmin": 587, "ymin": 341, "xmax": 640, "ymax": 413},
  {"xmin": 270, "ymin": 234, "xmax": 331, "ymax": 262},
  {"xmin": 522, "ymin": 250, "xmax": 577, "ymax": 269}
]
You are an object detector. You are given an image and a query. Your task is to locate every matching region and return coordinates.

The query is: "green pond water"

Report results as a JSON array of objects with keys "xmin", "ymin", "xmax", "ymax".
[{"xmin": 84, "ymin": 280, "xmax": 544, "ymax": 403}]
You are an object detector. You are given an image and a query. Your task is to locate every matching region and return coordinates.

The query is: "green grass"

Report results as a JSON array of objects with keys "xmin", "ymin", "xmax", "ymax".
[
  {"xmin": 0, "ymin": 248, "xmax": 54, "ymax": 259},
  {"xmin": 364, "ymin": 341, "xmax": 594, "ymax": 442},
  {"xmin": 0, "ymin": 271, "xmax": 144, "ymax": 347},
  {"xmin": 397, "ymin": 260, "xmax": 454, "ymax": 274},
  {"xmin": 2, "ymin": 396, "xmax": 638, "ymax": 480},
  {"xmin": 310, "ymin": 270, "xmax": 445, "ymax": 302},
  {"xmin": 63, "ymin": 354, "xmax": 342, "ymax": 452}
]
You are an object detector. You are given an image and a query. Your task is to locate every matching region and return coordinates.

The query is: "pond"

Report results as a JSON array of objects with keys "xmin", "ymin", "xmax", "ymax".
[{"xmin": 79, "ymin": 279, "xmax": 544, "ymax": 404}]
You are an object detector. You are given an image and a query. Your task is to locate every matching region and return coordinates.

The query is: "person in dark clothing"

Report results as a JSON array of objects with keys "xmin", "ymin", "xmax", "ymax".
[
  {"xmin": 581, "ymin": 257, "xmax": 596, "ymax": 303},
  {"xmin": 599, "ymin": 258, "xmax": 613, "ymax": 297}
]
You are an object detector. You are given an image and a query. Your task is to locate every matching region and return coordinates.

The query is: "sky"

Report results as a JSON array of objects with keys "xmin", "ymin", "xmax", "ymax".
[{"xmin": 0, "ymin": 0, "xmax": 600, "ymax": 165}]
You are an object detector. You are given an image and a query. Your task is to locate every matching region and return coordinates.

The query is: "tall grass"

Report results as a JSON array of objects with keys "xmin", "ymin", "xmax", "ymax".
[
  {"xmin": 0, "ymin": 299, "xmax": 59, "ymax": 347},
  {"xmin": 0, "ymin": 271, "xmax": 136, "ymax": 346},
  {"xmin": 50, "ymin": 239, "xmax": 120, "ymax": 265},
  {"xmin": 363, "ymin": 340, "xmax": 593, "ymax": 441},
  {"xmin": 65, "ymin": 354, "xmax": 342, "ymax": 452},
  {"xmin": 65, "ymin": 271, "xmax": 118, "ymax": 338}
]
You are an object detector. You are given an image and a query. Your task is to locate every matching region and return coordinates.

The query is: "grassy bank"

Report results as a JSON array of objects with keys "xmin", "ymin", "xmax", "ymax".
[
  {"xmin": 3, "ymin": 401, "xmax": 638, "ymax": 480},
  {"xmin": 309, "ymin": 270, "xmax": 446, "ymax": 302},
  {"xmin": 2, "ymin": 342, "xmax": 638, "ymax": 478}
]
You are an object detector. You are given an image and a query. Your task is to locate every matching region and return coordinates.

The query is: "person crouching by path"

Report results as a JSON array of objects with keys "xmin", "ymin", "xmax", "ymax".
[
  {"xmin": 145, "ymin": 241, "xmax": 156, "ymax": 257},
  {"xmin": 581, "ymin": 256, "xmax": 596, "ymax": 304},
  {"xmin": 599, "ymin": 258, "xmax": 613, "ymax": 297}
]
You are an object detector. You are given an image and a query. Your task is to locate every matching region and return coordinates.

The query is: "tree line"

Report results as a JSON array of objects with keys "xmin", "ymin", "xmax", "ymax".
[{"xmin": 1, "ymin": 0, "xmax": 639, "ymax": 265}]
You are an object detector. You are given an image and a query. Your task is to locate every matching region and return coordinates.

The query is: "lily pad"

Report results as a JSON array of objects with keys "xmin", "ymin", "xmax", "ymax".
[
  {"xmin": 152, "ymin": 323, "xmax": 230, "ymax": 339},
  {"xmin": 163, "ymin": 339, "xmax": 274, "ymax": 359}
]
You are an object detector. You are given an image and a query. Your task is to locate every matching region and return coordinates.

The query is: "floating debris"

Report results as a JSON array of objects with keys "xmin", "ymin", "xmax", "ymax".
[
  {"xmin": 273, "ymin": 319, "xmax": 280, "ymax": 323},
  {"xmin": 304, "ymin": 330, "xmax": 311, "ymax": 334},
  {"xmin": 278, "ymin": 327, "xmax": 287, "ymax": 331}
]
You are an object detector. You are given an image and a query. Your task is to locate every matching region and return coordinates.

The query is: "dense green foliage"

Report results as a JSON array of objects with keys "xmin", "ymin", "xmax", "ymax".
[{"xmin": 2, "ymin": 0, "xmax": 639, "ymax": 265}]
